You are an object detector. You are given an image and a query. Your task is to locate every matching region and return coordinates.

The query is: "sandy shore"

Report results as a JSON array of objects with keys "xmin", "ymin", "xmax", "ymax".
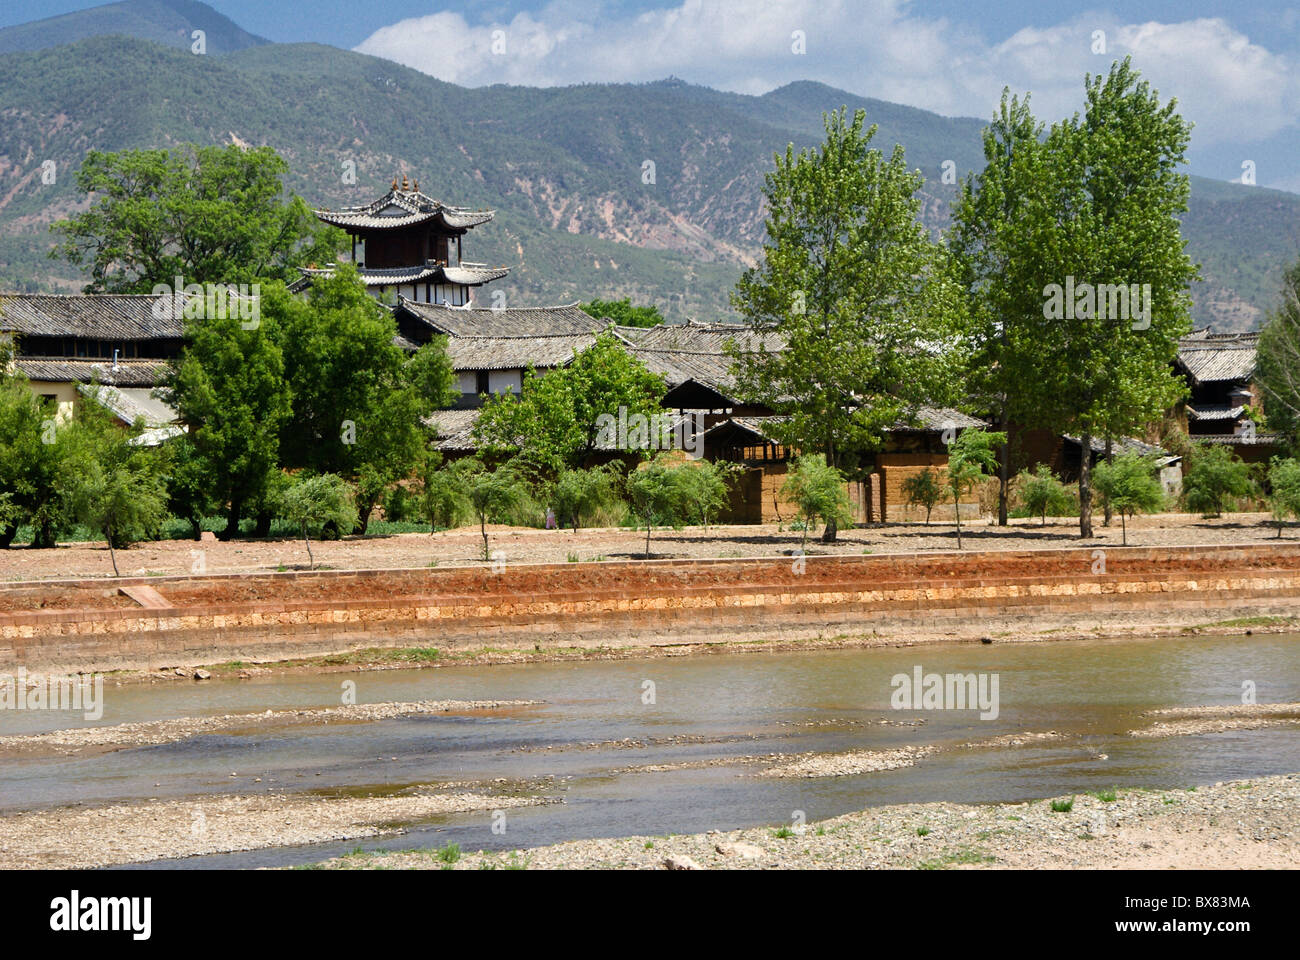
[
  {"xmin": 313, "ymin": 774, "xmax": 1300, "ymax": 870},
  {"xmin": 0, "ymin": 513, "xmax": 1287, "ymax": 584},
  {"xmin": 0, "ymin": 791, "xmax": 550, "ymax": 870},
  {"xmin": 0, "ymin": 699, "xmax": 543, "ymax": 757}
]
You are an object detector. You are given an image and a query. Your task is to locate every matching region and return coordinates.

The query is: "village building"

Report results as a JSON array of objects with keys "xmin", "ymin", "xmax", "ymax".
[
  {"xmin": 1173, "ymin": 329, "xmax": 1280, "ymax": 462},
  {"xmin": 291, "ymin": 176, "xmax": 509, "ymax": 306},
  {"xmin": 0, "ymin": 293, "xmax": 181, "ymax": 438}
]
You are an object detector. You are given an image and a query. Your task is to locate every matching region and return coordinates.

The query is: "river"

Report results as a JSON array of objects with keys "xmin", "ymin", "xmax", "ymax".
[{"xmin": 2, "ymin": 631, "xmax": 1297, "ymax": 869}]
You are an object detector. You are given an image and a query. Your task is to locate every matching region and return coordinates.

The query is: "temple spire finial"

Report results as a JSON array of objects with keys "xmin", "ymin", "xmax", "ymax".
[
  {"xmin": 391, "ymin": 176, "xmax": 398, "ymax": 190},
  {"xmin": 401, "ymin": 173, "xmax": 410, "ymax": 191}
]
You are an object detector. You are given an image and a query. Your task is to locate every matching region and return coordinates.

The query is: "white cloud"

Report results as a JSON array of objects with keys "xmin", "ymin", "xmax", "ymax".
[{"xmin": 354, "ymin": 1, "xmax": 1300, "ymax": 152}]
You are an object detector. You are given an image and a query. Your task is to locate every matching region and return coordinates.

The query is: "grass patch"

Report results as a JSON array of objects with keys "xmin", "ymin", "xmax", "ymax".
[
  {"xmin": 1091, "ymin": 788, "xmax": 1118, "ymax": 803},
  {"xmin": 434, "ymin": 843, "xmax": 461, "ymax": 864},
  {"xmin": 1206, "ymin": 615, "xmax": 1295, "ymax": 629},
  {"xmin": 1050, "ymin": 797, "xmax": 1075, "ymax": 813},
  {"xmin": 915, "ymin": 826, "xmax": 931, "ymax": 837},
  {"xmin": 772, "ymin": 826, "xmax": 795, "ymax": 839},
  {"xmin": 918, "ymin": 847, "xmax": 996, "ymax": 869}
]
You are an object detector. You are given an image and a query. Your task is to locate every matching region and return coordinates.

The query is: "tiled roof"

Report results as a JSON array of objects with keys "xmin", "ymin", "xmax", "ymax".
[
  {"xmin": 313, "ymin": 188, "xmax": 494, "ymax": 232},
  {"xmin": 425, "ymin": 408, "xmax": 482, "ymax": 452},
  {"xmin": 1176, "ymin": 332, "xmax": 1258, "ymax": 384},
  {"xmin": 446, "ymin": 333, "xmax": 597, "ymax": 371},
  {"xmin": 15, "ymin": 358, "xmax": 170, "ymax": 387},
  {"xmin": 1064, "ymin": 434, "xmax": 1173, "ymax": 459},
  {"xmin": 1196, "ymin": 433, "xmax": 1282, "ymax": 446},
  {"xmin": 611, "ymin": 321, "xmax": 782, "ymax": 398},
  {"xmin": 0, "ymin": 294, "xmax": 182, "ymax": 340},
  {"xmin": 1187, "ymin": 404, "xmax": 1247, "ymax": 422},
  {"xmin": 77, "ymin": 383, "xmax": 177, "ymax": 427},
  {"xmin": 295, "ymin": 263, "xmax": 509, "ymax": 290},
  {"xmin": 398, "ymin": 299, "xmax": 605, "ymax": 338}
]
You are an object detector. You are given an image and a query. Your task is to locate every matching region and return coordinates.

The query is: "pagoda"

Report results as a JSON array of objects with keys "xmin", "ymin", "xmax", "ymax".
[{"xmin": 293, "ymin": 174, "xmax": 508, "ymax": 306}]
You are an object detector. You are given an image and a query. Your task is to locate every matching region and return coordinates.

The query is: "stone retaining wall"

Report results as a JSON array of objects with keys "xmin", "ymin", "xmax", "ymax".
[{"xmin": 3, "ymin": 544, "xmax": 1300, "ymax": 673}]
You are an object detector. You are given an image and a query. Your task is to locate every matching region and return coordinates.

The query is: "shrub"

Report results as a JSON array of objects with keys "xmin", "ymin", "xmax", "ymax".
[
  {"xmin": 901, "ymin": 467, "xmax": 944, "ymax": 524},
  {"xmin": 1016, "ymin": 464, "xmax": 1074, "ymax": 526},
  {"xmin": 1267, "ymin": 457, "xmax": 1300, "ymax": 538},
  {"xmin": 1092, "ymin": 453, "xmax": 1165, "ymax": 545},
  {"xmin": 781, "ymin": 454, "xmax": 854, "ymax": 548},
  {"xmin": 277, "ymin": 473, "xmax": 358, "ymax": 569},
  {"xmin": 1182, "ymin": 442, "xmax": 1255, "ymax": 517}
]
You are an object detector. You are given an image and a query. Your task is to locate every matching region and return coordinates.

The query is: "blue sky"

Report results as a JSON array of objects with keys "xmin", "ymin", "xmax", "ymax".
[{"xmin": 4, "ymin": 1, "xmax": 1300, "ymax": 189}]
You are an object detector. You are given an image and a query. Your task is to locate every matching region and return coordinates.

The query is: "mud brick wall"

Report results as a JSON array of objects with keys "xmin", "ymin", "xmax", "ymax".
[{"xmin": 4, "ymin": 544, "xmax": 1300, "ymax": 673}]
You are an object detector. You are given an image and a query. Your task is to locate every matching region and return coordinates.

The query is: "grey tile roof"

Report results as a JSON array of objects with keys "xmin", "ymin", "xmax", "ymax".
[
  {"xmin": 296, "ymin": 263, "xmax": 509, "ymax": 289},
  {"xmin": 313, "ymin": 188, "xmax": 494, "ymax": 232},
  {"xmin": 1187, "ymin": 404, "xmax": 1247, "ymax": 421},
  {"xmin": 398, "ymin": 299, "xmax": 606, "ymax": 338},
  {"xmin": 425, "ymin": 408, "xmax": 483, "ymax": 452},
  {"xmin": 1064, "ymin": 434, "xmax": 1173, "ymax": 459},
  {"xmin": 0, "ymin": 294, "xmax": 182, "ymax": 340},
  {"xmin": 446, "ymin": 333, "xmax": 597, "ymax": 371},
  {"xmin": 78, "ymin": 383, "xmax": 177, "ymax": 427},
  {"xmin": 1176, "ymin": 332, "xmax": 1258, "ymax": 384},
  {"xmin": 16, "ymin": 358, "xmax": 170, "ymax": 387}
]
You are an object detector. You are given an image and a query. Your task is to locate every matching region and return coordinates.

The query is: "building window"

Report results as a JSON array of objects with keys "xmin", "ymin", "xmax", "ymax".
[{"xmin": 476, "ymin": 371, "xmax": 489, "ymax": 395}]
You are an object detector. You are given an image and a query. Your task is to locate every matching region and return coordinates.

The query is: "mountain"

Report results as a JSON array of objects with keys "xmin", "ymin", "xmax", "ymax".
[
  {"xmin": 0, "ymin": 28, "xmax": 1295, "ymax": 330},
  {"xmin": 0, "ymin": 0, "xmax": 269, "ymax": 56}
]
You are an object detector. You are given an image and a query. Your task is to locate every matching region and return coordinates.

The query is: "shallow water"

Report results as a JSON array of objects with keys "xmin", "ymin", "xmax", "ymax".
[{"xmin": 2, "ymin": 631, "xmax": 1298, "ymax": 869}]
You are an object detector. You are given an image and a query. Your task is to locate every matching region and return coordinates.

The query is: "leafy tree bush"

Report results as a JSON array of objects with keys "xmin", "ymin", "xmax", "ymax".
[
  {"xmin": 901, "ymin": 467, "xmax": 944, "ymax": 524},
  {"xmin": 63, "ymin": 397, "xmax": 169, "ymax": 575},
  {"xmin": 0, "ymin": 354, "xmax": 73, "ymax": 547},
  {"xmin": 945, "ymin": 430, "xmax": 1006, "ymax": 549},
  {"xmin": 50, "ymin": 144, "xmax": 342, "ymax": 291},
  {"xmin": 418, "ymin": 454, "xmax": 477, "ymax": 532},
  {"xmin": 1182, "ymin": 443, "xmax": 1256, "ymax": 518},
  {"xmin": 460, "ymin": 460, "xmax": 532, "ymax": 561},
  {"xmin": 1016, "ymin": 464, "xmax": 1074, "ymax": 526},
  {"xmin": 277, "ymin": 473, "xmax": 358, "ymax": 570},
  {"xmin": 1092, "ymin": 453, "xmax": 1165, "ymax": 545},
  {"xmin": 579, "ymin": 298, "xmax": 664, "ymax": 328},
  {"xmin": 781, "ymin": 454, "xmax": 854, "ymax": 549},
  {"xmin": 625, "ymin": 455, "xmax": 694, "ymax": 557},
  {"xmin": 474, "ymin": 332, "xmax": 666, "ymax": 476},
  {"xmin": 161, "ymin": 286, "xmax": 292, "ymax": 540},
  {"xmin": 550, "ymin": 464, "xmax": 623, "ymax": 530},
  {"xmin": 1266, "ymin": 457, "xmax": 1300, "ymax": 538},
  {"xmin": 679, "ymin": 460, "xmax": 739, "ymax": 529}
]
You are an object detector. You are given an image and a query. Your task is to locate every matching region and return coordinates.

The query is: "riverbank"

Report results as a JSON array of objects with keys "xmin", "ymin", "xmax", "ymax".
[
  {"xmin": 7, "ymin": 542, "xmax": 1300, "ymax": 676},
  {"xmin": 312, "ymin": 774, "xmax": 1300, "ymax": 870},
  {"xmin": 0, "ymin": 513, "xmax": 1287, "ymax": 584}
]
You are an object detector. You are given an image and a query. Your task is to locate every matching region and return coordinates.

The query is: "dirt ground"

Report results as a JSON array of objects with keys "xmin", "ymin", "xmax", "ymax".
[{"xmin": 0, "ymin": 513, "xmax": 1289, "ymax": 584}]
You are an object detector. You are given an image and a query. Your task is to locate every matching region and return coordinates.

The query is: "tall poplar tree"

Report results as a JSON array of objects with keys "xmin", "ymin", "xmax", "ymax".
[{"xmin": 731, "ymin": 107, "xmax": 969, "ymax": 542}]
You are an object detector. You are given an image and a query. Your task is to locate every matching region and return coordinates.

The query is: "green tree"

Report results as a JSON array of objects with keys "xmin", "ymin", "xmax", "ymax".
[
  {"xmin": 945, "ymin": 430, "xmax": 1006, "ymax": 549},
  {"xmin": 160, "ymin": 285, "xmax": 292, "ymax": 540},
  {"xmin": 0, "ymin": 358, "xmax": 72, "ymax": 548},
  {"xmin": 955, "ymin": 61, "xmax": 1197, "ymax": 539},
  {"xmin": 420, "ymin": 453, "xmax": 474, "ymax": 532},
  {"xmin": 1266, "ymin": 457, "xmax": 1300, "ymax": 538},
  {"xmin": 278, "ymin": 473, "xmax": 358, "ymax": 570},
  {"xmin": 474, "ymin": 332, "xmax": 666, "ymax": 475},
  {"xmin": 1182, "ymin": 443, "xmax": 1255, "ymax": 518},
  {"xmin": 679, "ymin": 460, "xmax": 738, "ymax": 529},
  {"xmin": 273, "ymin": 266, "xmax": 456, "ymax": 531},
  {"xmin": 50, "ymin": 144, "xmax": 342, "ymax": 292},
  {"xmin": 950, "ymin": 92, "xmax": 1048, "ymax": 525},
  {"xmin": 731, "ymin": 107, "xmax": 968, "ymax": 543},
  {"xmin": 781, "ymin": 454, "xmax": 854, "ymax": 549},
  {"xmin": 1092, "ymin": 453, "xmax": 1164, "ymax": 545},
  {"xmin": 463, "ymin": 461, "xmax": 532, "ymax": 561},
  {"xmin": 901, "ymin": 467, "xmax": 944, "ymax": 524},
  {"xmin": 1017, "ymin": 464, "xmax": 1074, "ymax": 526},
  {"xmin": 550, "ymin": 464, "xmax": 622, "ymax": 530},
  {"xmin": 579, "ymin": 298, "xmax": 664, "ymax": 328},
  {"xmin": 164, "ymin": 433, "xmax": 216, "ymax": 540},
  {"xmin": 1255, "ymin": 257, "xmax": 1300, "ymax": 450},
  {"xmin": 625, "ymin": 456, "xmax": 693, "ymax": 557},
  {"xmin": 63, "ymin": 396, "xmax": 169, "ymax": 575}
]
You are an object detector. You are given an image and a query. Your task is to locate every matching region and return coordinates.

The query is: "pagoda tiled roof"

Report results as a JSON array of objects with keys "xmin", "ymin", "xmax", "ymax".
[
  {"xmin": 292, "ymin": 262, "xmax": 509, "ymax": 291},
  {"xmin": 313, "ymin": 188, "xmax": 495, "ymax": 232}
]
